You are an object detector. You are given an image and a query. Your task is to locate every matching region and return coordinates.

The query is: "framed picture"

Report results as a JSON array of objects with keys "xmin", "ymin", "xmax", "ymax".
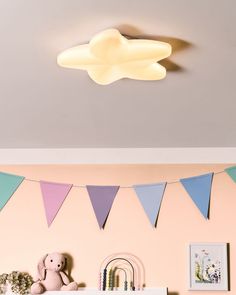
[{"xmin": 189, "ymin": 243, "xmax": 228, "ymax": 291}]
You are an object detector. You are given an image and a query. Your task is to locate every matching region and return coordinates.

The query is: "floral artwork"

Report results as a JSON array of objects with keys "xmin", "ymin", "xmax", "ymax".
[
  {"xmin": 189, "ymin": 243, "xmax": 228, "ymax": 291},
  {"xmin": 194, "ymin": 249, "xmax": 221, "ymax": 284}
]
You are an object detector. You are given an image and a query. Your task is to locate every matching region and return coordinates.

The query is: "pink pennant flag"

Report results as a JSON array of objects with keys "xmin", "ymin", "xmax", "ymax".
[{"xmin": 40, "ymin": 181, "xmax": 73, "ymax": 226}]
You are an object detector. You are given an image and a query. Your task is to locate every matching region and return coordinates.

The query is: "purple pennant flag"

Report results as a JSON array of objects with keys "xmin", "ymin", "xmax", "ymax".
[
  {"xmin": 40, "ymin": 181, "xmax": 73, "ymax": 227},
  {"xmin": 86, "ymin": 185, "xmax": 120, "ymax": 229}
]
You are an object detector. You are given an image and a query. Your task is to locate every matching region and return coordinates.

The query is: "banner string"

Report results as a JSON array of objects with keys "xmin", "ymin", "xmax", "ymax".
[{"xmin": 23, "ymin": 169, "xmax": 227, "ymax": 189}]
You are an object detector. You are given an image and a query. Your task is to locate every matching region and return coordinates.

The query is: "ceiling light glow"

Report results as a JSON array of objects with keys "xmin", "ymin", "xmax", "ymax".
[{"xmin": 57, "ymin": 29, "xmax": 172, "ymax": 85}]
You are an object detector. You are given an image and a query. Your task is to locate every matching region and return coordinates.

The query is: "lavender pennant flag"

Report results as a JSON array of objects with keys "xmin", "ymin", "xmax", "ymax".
[{"xmin": 86, "ymin": 185, "xmax": 120, "ymax": 229}]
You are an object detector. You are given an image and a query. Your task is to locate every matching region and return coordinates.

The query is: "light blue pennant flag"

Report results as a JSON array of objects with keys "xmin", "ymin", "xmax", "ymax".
[
  {"xmin": 225, "ymin": 166, "xmax": 236, "ymax": 183},
  {"xmin": 133, "ymin": 183, "xmax": 167, "ymax": 227},
  {"xmin": 0, "ymin": 172, "xmax": 25, "ymax": 210},
  {"xmin": 180, "ymin": 173, "xmax": 213, "ymax": 219}
]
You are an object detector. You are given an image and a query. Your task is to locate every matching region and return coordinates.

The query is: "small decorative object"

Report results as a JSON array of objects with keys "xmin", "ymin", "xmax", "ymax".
[
  {"xmin": 0, "ymin": 273, "xmax": 8, "ymax": 294},
  {"xmin": 0, "ymin": 271, "xmax": 33, "ymax": 295},
  {"xmin": 99, "ymin": 253, "xmax": 145, "ymax": 291},
  {"xmin": 57, "ymin": 28, "xmax": 172, "ymax": 85},
  {"xmin": 30, "ymin": 253, "xmax": 78, "ymax": 294},
  {"xmin": 189, "ymin": 243, "xmax": 228, "ymax": 291}
]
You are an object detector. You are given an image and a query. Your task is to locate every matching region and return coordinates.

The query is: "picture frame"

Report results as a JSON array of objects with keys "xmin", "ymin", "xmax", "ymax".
[{"xmin": 188, "ymin": 243, "xmax": 228, "ymax": 291}]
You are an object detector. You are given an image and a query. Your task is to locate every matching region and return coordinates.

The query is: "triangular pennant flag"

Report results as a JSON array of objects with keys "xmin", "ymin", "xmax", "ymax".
[
  {"xmin": 133, "ymin": 183, "xmax": 167, "ymax": 227},
  {"xmin": 86, "ymin": 185, "xmax": 119, "ymax": 229},
  {"xmin": 225, "ymin": 166, "xmax": 236, "ymax": 183},
  {"xmin": 0, "ymin": 172, "xmax": 24, "ymax": 210},
  {"xmin": 180, "ymin": 173, "xmax": 213, "ymax": 219},
  {"xmin": 40, "ymin": 181, "xmax": 72, "ymax": 226}
]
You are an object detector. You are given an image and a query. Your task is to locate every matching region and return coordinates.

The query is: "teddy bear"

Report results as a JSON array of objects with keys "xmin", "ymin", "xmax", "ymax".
[{"xmin": 30, "ymin": 253, "xmax": 78, "ymax": 294}]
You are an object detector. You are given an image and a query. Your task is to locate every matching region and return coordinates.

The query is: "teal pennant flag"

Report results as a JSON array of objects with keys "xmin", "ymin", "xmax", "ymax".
[
  {"xmin": 0, "ymin": 172, "xmax": 25, "ymax": 210},
  {"xmin": 133, "ymin": 183, "xmax": 167, "ymax": 227},
  {"xmin": 180, "ymin": 173, "xmax": 213, "ymax": 219},
  {"xmin": 225, "ymin": 166, "xmax": 236, "ymax": 183}
]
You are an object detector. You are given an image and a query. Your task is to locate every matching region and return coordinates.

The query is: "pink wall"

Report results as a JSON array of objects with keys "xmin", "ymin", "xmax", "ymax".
[{"xmin": 0, "ymin": 164, "xmax": 235, "ymax": 295}]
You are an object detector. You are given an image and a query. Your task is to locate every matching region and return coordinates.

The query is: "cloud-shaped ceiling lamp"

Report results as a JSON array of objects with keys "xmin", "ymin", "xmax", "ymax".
[{"xmin": 57, "ymin": 29, "xmax": 172, "ymax": 85}]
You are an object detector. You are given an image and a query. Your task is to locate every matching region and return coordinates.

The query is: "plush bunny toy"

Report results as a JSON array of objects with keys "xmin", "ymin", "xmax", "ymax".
[{"xmin": 31, "ymin": 253, "xmax": 78, "ymax": 294}]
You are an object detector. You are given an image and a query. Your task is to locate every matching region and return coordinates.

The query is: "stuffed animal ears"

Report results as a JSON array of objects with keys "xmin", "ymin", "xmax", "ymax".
[
  {"xmin": 62, "ymin": 254, "xmax": 72, "ymax": 276},
  {"xmin": 64, "ymin": 257, "xmax": 67, "ymax": 270},
  {"xmin": 37, "ymin": 254, "xmax": 48, "ymax": 280}
]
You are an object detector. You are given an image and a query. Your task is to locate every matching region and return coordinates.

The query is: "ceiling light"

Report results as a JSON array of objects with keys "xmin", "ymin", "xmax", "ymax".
[{"xmin": 57, "ymin": 29, "xmax": 172, "ymax": 85}]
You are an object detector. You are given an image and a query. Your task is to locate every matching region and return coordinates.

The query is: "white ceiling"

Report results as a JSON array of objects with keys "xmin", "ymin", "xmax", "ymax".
[{"xmin": 0, "ymin": 0, "xmax": 235, "ymax": 148}]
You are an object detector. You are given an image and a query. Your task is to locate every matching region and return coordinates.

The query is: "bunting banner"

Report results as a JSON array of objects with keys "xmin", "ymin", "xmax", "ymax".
[
  {"xmin": 86, "ymin": 185, "xmax": 120, "ymax": 229},
  {"xmin": 0, "ymin": 166, "xmax": 235, "ymax": 228},
  {"xmin": 0, "ymin": 172, "xmax": 25, "ymax": 210},
  {"xmin": 133, "ymin": 183, "xmax": 167, "ymax": 227},
  {"xmin": 180, "ymin": 173, "xmax": 214, "ymax": 219},
  {"xmin": 40, "ymin": 181, "xmax": 73, "ymax": 226},
  {"xmin": 225, "ymin": 166, "xmax": 236, "ymax": 183}
]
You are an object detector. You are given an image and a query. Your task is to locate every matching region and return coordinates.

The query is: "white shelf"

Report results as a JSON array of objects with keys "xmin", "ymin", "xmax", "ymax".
[{"xmin": 44, "ymin": 289, "xmax": 167, "ymax": 295}]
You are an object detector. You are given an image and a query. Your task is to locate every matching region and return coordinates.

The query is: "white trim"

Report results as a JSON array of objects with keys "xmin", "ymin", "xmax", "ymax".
[
  {"xmin": 44, "ymin": 289, "xmax": 167, "ymax": 295},
  {"xmin": 0, "ymin": 148, "xmax": 235, "ymax": 164}
]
